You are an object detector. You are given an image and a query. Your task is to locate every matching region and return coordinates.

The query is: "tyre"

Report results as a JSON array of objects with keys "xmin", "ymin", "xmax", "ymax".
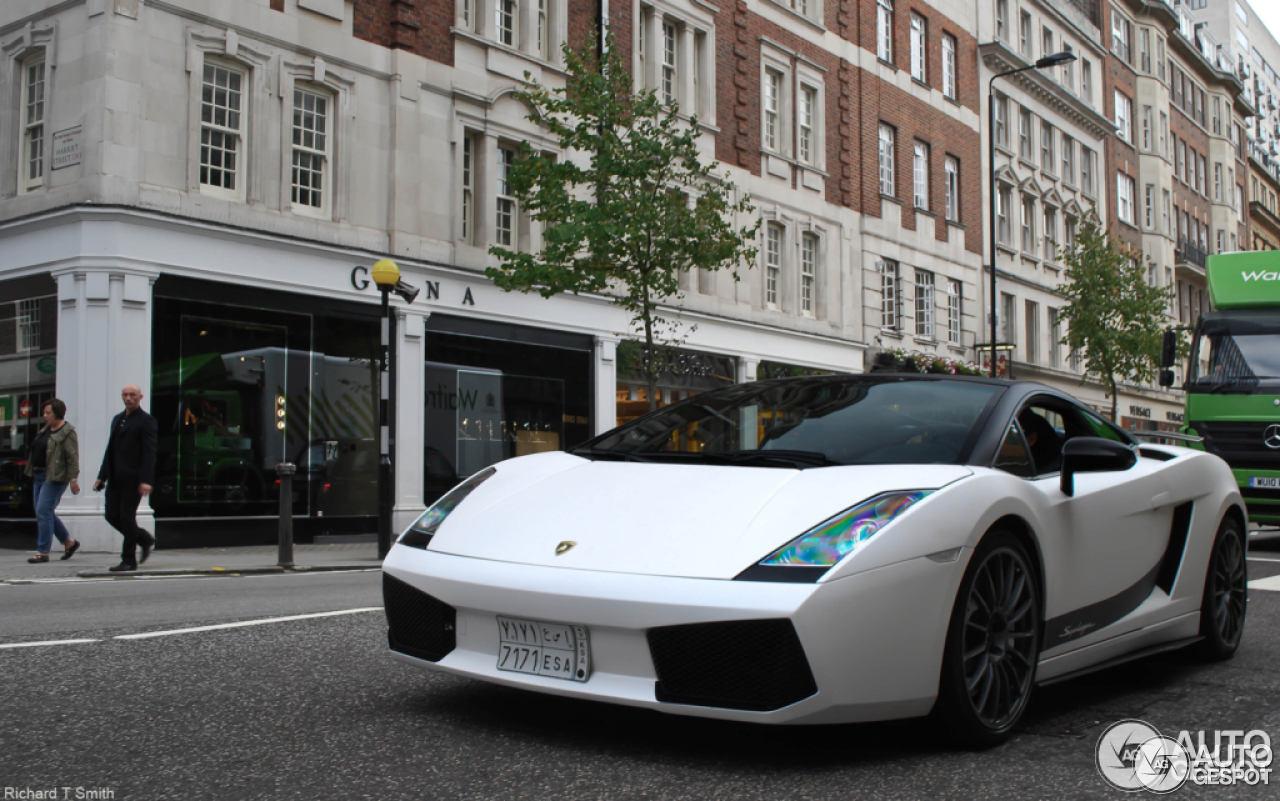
[
  {"xmin": 1193, "ymin": 515, "xmax": 1247, "ymax": 661},
  {"xmin": 936, "ymin": 531, "xmax": 1041, "ymax": 749}
]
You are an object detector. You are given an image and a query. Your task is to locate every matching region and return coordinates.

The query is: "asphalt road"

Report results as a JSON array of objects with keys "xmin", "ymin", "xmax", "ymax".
[{"xmin": 2, "ymin": 560, "xmax": 1280, "ymax": 801}]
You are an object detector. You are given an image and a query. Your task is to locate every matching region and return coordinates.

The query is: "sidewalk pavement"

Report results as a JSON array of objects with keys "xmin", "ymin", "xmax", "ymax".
[{"xmin": 0, "ymin": 542, "xmax": 383, "ymax": 583}]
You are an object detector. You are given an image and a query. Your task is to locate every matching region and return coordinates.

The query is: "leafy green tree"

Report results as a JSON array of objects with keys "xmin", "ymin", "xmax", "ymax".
[
  {"xmin": 1056, "ymin": 214, "xmax": 1173, "ymax": 421},
  {"xmin": 486, "ymin": 29, "xmax": 758, "ymax": 411}
]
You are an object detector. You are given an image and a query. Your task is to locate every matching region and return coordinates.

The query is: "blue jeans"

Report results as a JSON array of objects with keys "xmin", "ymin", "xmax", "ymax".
[{"xmin": 33, "ymin": 471, "xmax": 72, "ymax": 554}]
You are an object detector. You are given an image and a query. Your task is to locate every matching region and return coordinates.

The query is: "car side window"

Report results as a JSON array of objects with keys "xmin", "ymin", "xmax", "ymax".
[
  {"xmin": 993, "ymin": 421, "xmax": 1035, "ymax": 478},
  {"xmin": 1016, "ymin": 404, "xmax": 1065, "ymax": 477},
  {"xmin": 1077, "ymin": 408, "xmax": 1136, "ymax": 445}
]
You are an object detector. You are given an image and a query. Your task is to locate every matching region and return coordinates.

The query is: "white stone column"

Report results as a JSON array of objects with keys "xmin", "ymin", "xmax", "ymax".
[
  {"xmin": 481, "ymin": 133, "xmax": 500, "ymax": 248},
  {"xmin": 51, "ymin": 266, "xmax": 157, "ymax": 554},
  {"xmin": 593, "ymin": 336, "xmax": 618, "ymax": 436},
  {"xmin": 393, "ymin": 307, "xmax": 429, "ymax": 530},
  {"xmin": 645, "ymin": 11, "xmax": 662, "ymax": 93},
  {"xmin": 736, "ymin": 357, "xmax": 759, "ymax": 449},
  {"xmin": 680, "ymin": 25, "xmax": 696, "ymax": 113},
  {"xmin": 482, "ymin": 0, "xmax": 496, "ymax": 40},
  {"xmin": 520, "ymin": 0, "xmax": 537, "ymax": 57}
]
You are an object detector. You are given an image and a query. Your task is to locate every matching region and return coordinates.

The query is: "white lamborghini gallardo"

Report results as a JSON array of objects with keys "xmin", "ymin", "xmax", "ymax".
[{"xmin": 382, "ymin": 375, "xmax": 1248, "ymax": 747}]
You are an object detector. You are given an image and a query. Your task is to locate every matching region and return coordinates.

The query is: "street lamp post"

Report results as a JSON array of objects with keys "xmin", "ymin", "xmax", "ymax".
[
  {"xmin": 371, "ymin": 259, "xmax": 420, "ymax": 559},
  {"xmin": 986, "ymin": 51, "xmax": 1077, "ymax": 378}
]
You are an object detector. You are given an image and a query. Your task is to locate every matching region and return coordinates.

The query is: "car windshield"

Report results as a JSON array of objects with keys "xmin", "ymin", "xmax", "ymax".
[
  {"xmin": 1188, "ymin": 312, "xmax": 1280, "ymax": 393},
  {"xmin": 578, "ymin": 377, "xmax": 1003, "ymax": 467}
]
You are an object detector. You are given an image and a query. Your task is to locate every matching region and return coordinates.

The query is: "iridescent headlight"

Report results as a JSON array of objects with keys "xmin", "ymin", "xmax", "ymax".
[
  {"xmin": 398, "ymin": 467, "xmax": 496, "ymax": 549},
  {"xmin": 759, "ymin": 491, "xmax": 933, "ymax": 567}
]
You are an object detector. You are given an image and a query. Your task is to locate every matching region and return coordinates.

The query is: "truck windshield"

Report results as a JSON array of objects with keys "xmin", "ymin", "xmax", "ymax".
[{"xmin": 1188, "ymin": 312, "xmax": 1280, "ymax": 393}]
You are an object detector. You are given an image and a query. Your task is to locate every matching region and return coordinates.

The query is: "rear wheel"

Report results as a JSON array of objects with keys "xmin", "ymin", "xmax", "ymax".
[
  {"xmin": 936, "ymin": 532, "xmax": 1041, "ymax": 749},
  {"xmin": 1194, "ymin": 515, "xmax": 1247, "ymax": 661}
]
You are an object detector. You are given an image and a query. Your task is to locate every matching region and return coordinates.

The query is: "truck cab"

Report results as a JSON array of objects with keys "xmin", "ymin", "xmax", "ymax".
[{"xmin": 1162, "ymin": 252, "xmax": 1280, "ymax": 525}]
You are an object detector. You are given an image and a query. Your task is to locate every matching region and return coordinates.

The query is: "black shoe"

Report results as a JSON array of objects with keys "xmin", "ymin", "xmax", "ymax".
[
  {"xmin": 139, "ymin": 531, "xmax": 155, "ymax": 564},
  {"xmin": 60, "ymin": 540, "xmax": 81, "ymax": 560},
  {"xmin": 108, "ymin": 563, "xmax": 137, "ymax": 573},
  {"xmin": 27, "ymin": 554, "xmax": 49, "ymax": 563}
]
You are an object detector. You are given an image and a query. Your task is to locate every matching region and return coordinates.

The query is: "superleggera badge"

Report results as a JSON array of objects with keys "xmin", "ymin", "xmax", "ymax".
[{"xmin": 1061, "ymin": 622, "xmax": 1096, "ymax": 640}]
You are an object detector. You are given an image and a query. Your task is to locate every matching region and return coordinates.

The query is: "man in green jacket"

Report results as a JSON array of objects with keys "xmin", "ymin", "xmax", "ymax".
[{"xmin": 24, "ymin": 398, "xmax": 82, "ymax": 563}]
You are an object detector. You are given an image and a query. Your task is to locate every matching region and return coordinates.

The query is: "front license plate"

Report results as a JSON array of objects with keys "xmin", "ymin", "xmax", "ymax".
[
  {"xmin": 496, "ymin": 616, "xmax": 591, "ymax": 682},
  {"xmin": 1250, "ymin": 476, "xmax": 1280, "ymax": 489}
]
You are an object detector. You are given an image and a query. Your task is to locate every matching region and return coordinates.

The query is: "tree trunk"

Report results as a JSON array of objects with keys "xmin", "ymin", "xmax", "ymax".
[
  {"xmin": 643, "ymin": 292, "xmax": 658, "ymax": 412},
  {"xmin": 1108, "ymin": 375, "xmax": 1118, "ymax": 422}
]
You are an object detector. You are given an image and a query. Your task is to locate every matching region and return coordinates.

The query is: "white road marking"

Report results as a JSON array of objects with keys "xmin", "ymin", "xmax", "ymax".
[
  {"xmin": 1248, "ymin": 575, "xmax": 1280, "ymax": 592},
  {"xmin": 113, "ymin": 607, "xmax": 384, "ymax": 640},
  {"xmin": 0, "ymin": 638, "xmax": 99, "ymax": 649},
  {"xmin": 2, "ymin": 569, "xmax": 380, "ymax": 586},
  {"xmin": 1247, "ymin": 555, "xmax": 1280, "ymax": 563},
  {"xmin": 6, "ymin": 578, "xmax": 119, "ymax": 585}
]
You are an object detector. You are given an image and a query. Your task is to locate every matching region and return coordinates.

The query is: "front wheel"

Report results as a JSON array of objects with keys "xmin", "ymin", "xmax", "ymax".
[
  {"xmin": 1194, "ymin": 515, "xmax": 1247, "ymax": 661},
  {"xmin": 936, "ymin": 532, "xmax": 1041, "ymax": 749}
]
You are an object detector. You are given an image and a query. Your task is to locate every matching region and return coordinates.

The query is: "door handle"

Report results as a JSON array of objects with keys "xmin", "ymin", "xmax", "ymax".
[{"xmin": 1150, "ymin": 492, "xmax": 1171, "ymax": 510}]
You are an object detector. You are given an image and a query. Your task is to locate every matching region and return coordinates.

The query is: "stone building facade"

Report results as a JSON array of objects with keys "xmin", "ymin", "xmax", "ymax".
[
  {"xmin": 1188, "ymin": 0, "xmax": 1280, "ymax": 195},
  {"xmin": 0, "ymin": 0, "xmax": 989, "ymax": 548},
  {"xmin": 976, "ymin": 0, "xmax": 1115, "ymax": 405}
]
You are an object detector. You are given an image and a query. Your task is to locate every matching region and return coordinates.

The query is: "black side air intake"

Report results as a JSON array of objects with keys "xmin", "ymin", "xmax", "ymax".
[
  {"xmin": 383, "ymin": 573, "xmax": 456, "ymax": 662},
  {"xmin": 1155, "ymin": 502, "xmax": 1194, "ymax": 595},
  {"xmin": 647, "ymin": 619, "xmax": 818, "ymax": 712}
]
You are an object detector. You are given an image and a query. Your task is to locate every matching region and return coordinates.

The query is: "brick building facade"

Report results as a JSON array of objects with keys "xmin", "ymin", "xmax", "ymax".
[
  {"xmin": 1104, "ymin": 0, "xmax": 1250, "ymax": 352},
  {"xmin": 1250, "ymin": 152, "xmax": 1280, "ymax": 251}
]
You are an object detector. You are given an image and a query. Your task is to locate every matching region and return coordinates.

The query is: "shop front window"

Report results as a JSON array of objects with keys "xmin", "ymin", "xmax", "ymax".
[
  {"xmin": 422, "ymin": 320, "xmax": 592, "ymax": 506},
  {"xmin": 757, "ymin": 361, "xmax": 837, "ymax": 380},
  {"xmin": 0, "ymin": 284, "xmax": 57, "ymax": 521},
  {"xmin": 615, "ymin": 342, "xmax": 736, "ymax": 429},
  {"xmin": 151, "ymin": 294, "xmax": 379, "ymax": 526}
]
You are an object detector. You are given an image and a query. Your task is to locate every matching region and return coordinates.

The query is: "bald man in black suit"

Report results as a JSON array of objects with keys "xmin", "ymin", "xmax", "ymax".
[{"xmin": 94, "ymin": 384, "xmax": 158, "ymax": 572}]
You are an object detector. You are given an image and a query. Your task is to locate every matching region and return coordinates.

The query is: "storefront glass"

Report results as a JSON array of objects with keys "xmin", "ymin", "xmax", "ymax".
[
  {"xmin": 0, "ymin": 282, "xmax": 57, "ymax": 520},
  {"xmin": 757, "ymin": 361, "xmax": 838, "ymax": 380},
  {"xmin": 151, "ymin": 294, "xmax": 379, "ymax": 522},
  {"xmin": 423, "ymin": 320, "xmax": 592, "ymax": 505},
  {"xmin": 615, "ymin": 342, "xmax": 736, "ymax": 426}
]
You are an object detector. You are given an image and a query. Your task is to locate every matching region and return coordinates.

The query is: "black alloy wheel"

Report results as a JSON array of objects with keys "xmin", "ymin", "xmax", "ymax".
[
  {"xmin": 937, "ymin": 532, "xmax": 1041, "ymax": 748},
  {"xmin": 1195, "ymin": 516, "xmax": 1247, "ymax": 661}
]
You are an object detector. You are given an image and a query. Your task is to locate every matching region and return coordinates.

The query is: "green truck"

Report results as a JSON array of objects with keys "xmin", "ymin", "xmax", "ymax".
[{"xmin": 1160, "ymin": 251, "xmax": 1280, "ymax": 525}]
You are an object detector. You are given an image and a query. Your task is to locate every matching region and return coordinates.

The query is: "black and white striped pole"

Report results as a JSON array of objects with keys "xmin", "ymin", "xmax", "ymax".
[{"xmin": 371, "ymin": 259, "xmax": 419, "ymax": 559}]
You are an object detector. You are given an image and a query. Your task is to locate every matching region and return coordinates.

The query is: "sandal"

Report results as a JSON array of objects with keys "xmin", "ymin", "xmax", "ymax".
[
  {"xmin": 27, "ymin": 554, "xmax": 49, "ymax": 563},
  {"xmin": 61, "ymin": 540, "xmax": 81, "ymax": 560}
]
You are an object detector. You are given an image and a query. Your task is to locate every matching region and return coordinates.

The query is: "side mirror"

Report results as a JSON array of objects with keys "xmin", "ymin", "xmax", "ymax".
[
  {"xmin": 1158, "ymin": 369, "xmax": 1175, "ymax": 388},
  {"xmin": 1060, "ymin": 437, "xmax": 1138, "ymax": 497},
  {"xmin": 1159, "ymin": 329, "xmax": 1178, "ymax": 369}
]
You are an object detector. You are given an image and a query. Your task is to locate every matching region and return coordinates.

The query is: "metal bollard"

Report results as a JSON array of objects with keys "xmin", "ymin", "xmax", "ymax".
[{"xmin": 276, "ymin": 462, "xmax": 296, "ymax": 568}]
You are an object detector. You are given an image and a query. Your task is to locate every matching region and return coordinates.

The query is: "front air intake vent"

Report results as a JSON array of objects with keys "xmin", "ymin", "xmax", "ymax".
[
  {"xmin": 383, "ymin": 573, "xmax": 456, "ymax": 663},
  {"xmin": 647, "ymin": 619, "xmax": 818, "ymax": 712}
]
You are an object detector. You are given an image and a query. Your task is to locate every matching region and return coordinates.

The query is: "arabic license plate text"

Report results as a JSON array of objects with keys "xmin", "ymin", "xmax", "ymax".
[{"xmin": 496, "ymin": 616, "xmax": 591, "ymax": 682}]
